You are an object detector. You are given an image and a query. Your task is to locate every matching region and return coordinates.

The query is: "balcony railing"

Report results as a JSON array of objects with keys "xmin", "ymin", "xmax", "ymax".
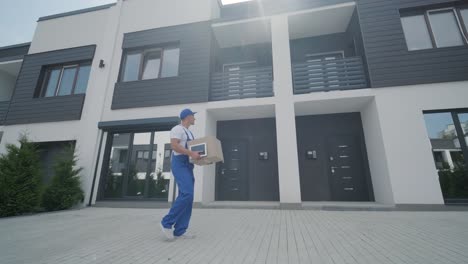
[
  {"xmin": 210, "ymin": 66, "xmax": 274, "ymax": 101},
  {"xmin": 292, "ymin": 57, "xmax": 368, "ymax": 94}
]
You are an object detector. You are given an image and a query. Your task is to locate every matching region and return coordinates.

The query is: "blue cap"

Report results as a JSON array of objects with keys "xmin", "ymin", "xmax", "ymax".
[{"xmin": 180, "ymin": 108, "xmax": 196, "ymax": 120}]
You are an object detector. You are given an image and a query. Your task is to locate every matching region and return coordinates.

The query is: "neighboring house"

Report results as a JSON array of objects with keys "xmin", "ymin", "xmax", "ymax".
[{"xmin": 0, "ymin": 0, "xmax": 467, "ymax": 207}]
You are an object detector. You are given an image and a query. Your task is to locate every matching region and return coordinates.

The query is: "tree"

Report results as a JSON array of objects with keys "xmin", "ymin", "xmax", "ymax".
[
  {"xmin": 41, "ymin": 144, "xmax": 84, "ymax": 211},
  {"xmin": 0, "ymin": 135, "xmax": 42, "ymax": 217}
]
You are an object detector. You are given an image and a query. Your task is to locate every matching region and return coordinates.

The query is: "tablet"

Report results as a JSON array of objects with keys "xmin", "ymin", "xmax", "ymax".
[{"xmin": 189, "ymin": 143, "xmax": 208, "ymax": 157}]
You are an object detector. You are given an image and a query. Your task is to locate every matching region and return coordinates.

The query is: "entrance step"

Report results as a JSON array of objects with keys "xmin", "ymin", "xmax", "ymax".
[
  {"xmin": 301, "ymin": 202, "xmax": 395, "ymax": 211},
  {"xmin": 93, "ymin": 200, "xmax": 170, "ymax": 209},
  {"xmin": 198, "ymin": 201, "xmax": 281, "ymax": 209}
]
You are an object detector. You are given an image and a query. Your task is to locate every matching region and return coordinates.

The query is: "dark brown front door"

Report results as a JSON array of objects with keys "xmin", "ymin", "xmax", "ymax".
[
  {"xmin": 216, "ymin": 139, "xmax": 249, "ymax": 201},
  {"xmin": 327, "ymin": 135, "xmax": 369, "ymax": 201},
  {"xmin": 297, "ymin": 113, "xmax": 373, "ymax": 201}
]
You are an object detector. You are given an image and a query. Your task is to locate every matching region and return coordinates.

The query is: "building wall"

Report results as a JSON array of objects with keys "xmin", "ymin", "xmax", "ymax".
[
  {"xmin": 0, "ymin": 71, "xmax": 16, "ymax": 101},
  {"xmin": 371, "ymin": 81, "xmax": 468, "ymax": 204},
  {"xmin": 5, "ymin": 45, "xmax": 95, "ymax": 125},
  {"xmin": 29, "ymin": 8, "xmax": 111, "ymax": 54},
  {"xmin": 357, "ymin": 0, "xmax": 468, "ymax": 87},
  {"xmin": 112, "ymin": 21, "xmax": 213, "ymax": 109},
  {"xmin": 2, "ymin": 0, "xmax": 467, "ymax": 206},
  {"xmin": 219, "ymin": 0, "xmax": 353, "ymax": 21},
  {"xmin": 0, "ymin": 44, "xmax": 30, "ymax": 63}
]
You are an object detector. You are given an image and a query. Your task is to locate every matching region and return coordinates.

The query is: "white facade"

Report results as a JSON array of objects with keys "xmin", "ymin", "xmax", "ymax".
[{"xmin": 1, "ymin": 0, "xmax": 467, "ymax": 207}]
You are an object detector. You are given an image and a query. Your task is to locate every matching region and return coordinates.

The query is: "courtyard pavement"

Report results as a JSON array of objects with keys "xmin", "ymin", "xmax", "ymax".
[{"xmin": 1, "ymin": 207, "xmax": 468, "ymax": 264}]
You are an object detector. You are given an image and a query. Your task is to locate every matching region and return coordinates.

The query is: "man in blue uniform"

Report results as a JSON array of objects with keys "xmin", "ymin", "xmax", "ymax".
[{"xmin": 160, "ymin": 109, "xmax": 201, "ymax": 240}]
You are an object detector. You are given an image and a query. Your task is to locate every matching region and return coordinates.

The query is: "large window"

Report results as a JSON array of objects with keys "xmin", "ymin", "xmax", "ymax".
[
  {"xmin": 401, "ymin": 7, "xmax": 468, "ymax": 51},
  {"xmin": 121, "ymin": 46, "xmax": 180, "ymax": 82},
  {"xmin": 100, "ymin": 130, "xmax": 173, "ymax": 200},
  {"xmin": 423, "ymin": 110, "xmax": 468, "ymax": 203},
  {"xmin": 38, "ymin": 62, "xmax": 91, "ymax": 97}
]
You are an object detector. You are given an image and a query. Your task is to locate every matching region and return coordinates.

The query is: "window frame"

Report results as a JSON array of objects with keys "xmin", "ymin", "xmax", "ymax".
[
  {"xmin": 40, "ymin": 66, "xmax": 63, "ymax": 98},
  {"xmin": 38, "ymin": 61, "xmax": 92, "ymax": 98},
  {"xmin": 141, "ymin": 48, "xmax": 163, "ymax": 80},
  {"xmin": 56, "ymin": 64, "xmax": 79, "ymax": 96},
  {"xmin": 73, "ymin": 63, "xmax": 92, "ymax": 95},
  {"xmin": 425, "ymin": 7, "xmax": 468, "ymax": 47},
  {"xmin": 401, "ymin": 6, "xmax": 468, "ymax": 51},
  {"xmin": 120, "ymin": 45, "xmax": 180, "ymax": 82},
  {"xmin": 456, "ymin": 7, "xmax": 468, "ymax": 40}
]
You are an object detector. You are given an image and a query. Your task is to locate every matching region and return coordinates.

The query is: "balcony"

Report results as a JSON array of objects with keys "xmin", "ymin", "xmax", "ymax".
[
  {"xmin": 211, "ymin": 19, "xmax": 274, "ymax": 102},
  {"xmin": 210, "ymin": 66, "xmax": 273, "ymax": 101},
  {"xmin": 292, "ymin": 56, "xmax": 367, "ymax": 94},
  {"xmin": 288, "ymin": 2, "xmax": 369, "ymax": 94}
]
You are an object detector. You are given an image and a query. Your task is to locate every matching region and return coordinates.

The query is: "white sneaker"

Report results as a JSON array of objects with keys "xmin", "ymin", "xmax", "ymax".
[
  {"xmin": 160, "ymin": 223, "xmax": 174, "ymax": 240},
  {"xmin": 175, "ymin": 231, "xmax": 196, "ymax": 239}
]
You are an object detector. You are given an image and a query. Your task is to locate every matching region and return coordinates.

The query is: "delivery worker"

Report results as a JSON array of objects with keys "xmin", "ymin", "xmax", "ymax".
[{"xmin": 160, "ymin": 109, "xmax": 200, "ymax": 240}]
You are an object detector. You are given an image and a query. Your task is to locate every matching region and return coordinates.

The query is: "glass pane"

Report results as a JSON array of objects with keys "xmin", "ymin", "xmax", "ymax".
[
  {"xmin": 44, "ymin": 69, "xmax": 61, "ymax": 97},
  {"xmin": 401, "ymin": 15, "xmax": 434, "ymax": 51},
  {"xmin": 123, "ymin": 53, "xmax": 142, "ymax": 82},
  {"xmin": 57, "ymin": 67, "xmax": 77, "ymax": 96},
  {"xmin": 126, "ymin": 133, "xmax": 152, "ymax": 197},
  {"xmin": 74, "ymin": 65, "xmax": 91, "ymax": 94},
  {"xmin": 142, "ymin": 52, "xmax": 161, "ymax": 80},
  {"xmin": 461, "ymin": 9, "xmax": 468, "ymax": 33},
  {"xmin": 104, "ymin": 133, "xmax": 131, "ymax": 198},
  {"xmin": 161, "ymin": 48, "xmax": 180, "ymax": 77},
  {"xmin": 458, "ymin": 113, "xmax": 468, "ymax": 148},
  {"xmin": 424, "ymin": 112, "xmax": 467, "ymax": 202},
  {"xmin": 429, "ymin": 10, "xmax": 464, "ymax": 48},
  {"xmin": 148, "ymin": 131, "xmax": 171, "ymax": 199}
]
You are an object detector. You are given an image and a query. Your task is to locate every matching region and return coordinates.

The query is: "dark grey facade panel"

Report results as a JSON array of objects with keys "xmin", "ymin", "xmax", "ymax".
[
  {"xmin": 0, "ymin": 43, "xmax": 30, "ymax": 62},
  {"xmin": 4, "ymin": 45, "xmax": 95, "ymax": 125},
  {"xmin": 218, "ymin": 0, "xmax": 352, "ymax": 22},
  {"xmin": 356, "ymin": 0, "xmax": 468, "ymax": 88},
  {"xmin": 0, "ymin": 101, "xmax": 9, "ymax": 125},
  {"xmin": 112, "ymin": 21, "xmax": 212, "ymax": 109}
]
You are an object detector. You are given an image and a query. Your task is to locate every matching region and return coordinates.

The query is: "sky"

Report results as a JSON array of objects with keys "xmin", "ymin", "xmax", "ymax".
[{"xmin": 0, "ymin": 0, "xmax": 116, "ymax": 47}]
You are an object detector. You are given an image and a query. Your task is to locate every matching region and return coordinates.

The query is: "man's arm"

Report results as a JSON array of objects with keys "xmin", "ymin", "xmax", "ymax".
[{"xmin": 171, "ymin": 138, "xmax": 201, "ymax": 160}]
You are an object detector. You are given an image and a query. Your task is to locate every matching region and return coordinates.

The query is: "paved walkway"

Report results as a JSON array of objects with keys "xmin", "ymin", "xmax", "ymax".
[{"xmin": 1, "ymin": 207, "xmax": 468, "ymax": 264}]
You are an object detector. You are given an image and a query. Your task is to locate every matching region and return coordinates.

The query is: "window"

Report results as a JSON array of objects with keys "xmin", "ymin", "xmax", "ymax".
[
  {"xmin": 142, "ymin": 51, "xmax": 161, "ymax": 80},
  {"xmin": 423, "ymin": 110, "xmax": 468, "ymax": 203},
  {"xmin": 401, "ymin": 7, "xmax": 468, "ymax": 51},
  {"xmin": 161, "ymin": 47, "xmax": 180, "ymax": 77},
  {"xmin": 38, "ymin": 62, "xmax": 92, "ymax": 97},
  {"xmin": 401, "ymin": 15, "xmax": 434, "ymax": 50},
  {"xmin": 120, "ymin": 46, "xmax": 180, "ymax": 82},
  {"xmin": 427, "ymin": 9, "xmax": 464, "ymax": 48},
  {"xmin": 122, "ymin": 53, "xmax": 142, "ymax": 82}
]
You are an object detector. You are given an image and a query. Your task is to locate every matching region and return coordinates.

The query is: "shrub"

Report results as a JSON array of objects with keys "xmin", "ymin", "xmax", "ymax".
[
  {"xmin": 41, "ymin": 145, "xmax": 84, "ymax": 211},
  {"xmin": 0, "ymin": 136, "xmax": 42, "ymax": 217}
]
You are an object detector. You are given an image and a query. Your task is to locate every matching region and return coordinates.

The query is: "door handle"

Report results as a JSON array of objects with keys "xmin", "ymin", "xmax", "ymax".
[
  {"xmin": 221, "ymin": 169, "xmax": 226, "ymax": 175},
  {"xmin": 331, "ymin": 166, "xmax": 339, "ymax": 174}
]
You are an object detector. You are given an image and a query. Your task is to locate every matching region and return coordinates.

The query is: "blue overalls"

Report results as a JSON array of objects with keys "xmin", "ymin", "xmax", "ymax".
[{"xmin": 161, "ymin": 127, "xmax": 195, "ymax": 237}]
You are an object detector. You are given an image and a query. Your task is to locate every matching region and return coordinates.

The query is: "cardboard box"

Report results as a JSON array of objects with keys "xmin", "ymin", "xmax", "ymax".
[{"xmin": 188, "ymin": 136, "xmax": 224, "ymax": 166}]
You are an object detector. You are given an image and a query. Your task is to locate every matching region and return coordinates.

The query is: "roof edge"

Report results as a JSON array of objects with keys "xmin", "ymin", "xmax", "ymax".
[{"xmin": 37, "ymin": 3, "xmax": 116, "ymax": 22}]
